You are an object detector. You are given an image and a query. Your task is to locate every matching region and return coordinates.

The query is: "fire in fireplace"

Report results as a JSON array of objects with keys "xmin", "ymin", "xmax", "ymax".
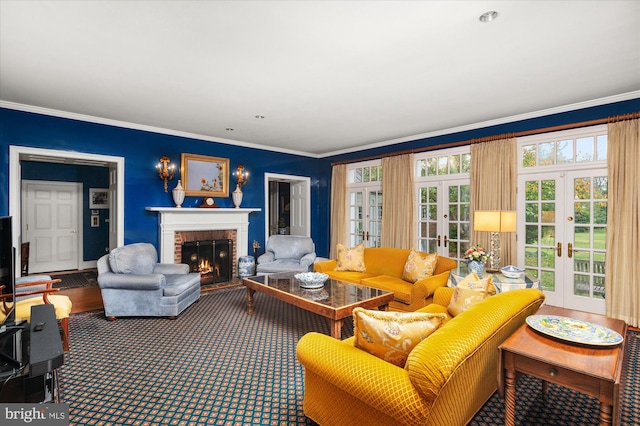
[{"xmin": 182, "ymin": 239, "xmax": 233, "ymax": 285}]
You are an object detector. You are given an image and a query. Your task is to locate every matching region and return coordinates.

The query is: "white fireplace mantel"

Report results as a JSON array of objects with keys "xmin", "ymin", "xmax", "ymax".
[{"xmin": 146, "ymin": 207, "xmax": 261, "ymax": 263}]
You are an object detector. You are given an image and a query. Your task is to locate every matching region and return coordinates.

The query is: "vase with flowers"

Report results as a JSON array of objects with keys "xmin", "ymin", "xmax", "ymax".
[{"xmin": 464, "ymin": 244, "xmax": 489, "ymax": 276}]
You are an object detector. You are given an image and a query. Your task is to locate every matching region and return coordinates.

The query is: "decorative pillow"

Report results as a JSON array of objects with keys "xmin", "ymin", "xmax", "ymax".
[
  {"xmin": 447, "ymin": 272, "xmax": 496, "ymax": 316},
  {"xmin": 353, "ymin": 307, "xmax": 446, "ymax": 367},
  {"xmin": 402, "ymin": 250, "xmax": 438, "ymax": 283},
  {"xmin": 335, "ymin": 243, "xmax": 366, "ymax": 272}
]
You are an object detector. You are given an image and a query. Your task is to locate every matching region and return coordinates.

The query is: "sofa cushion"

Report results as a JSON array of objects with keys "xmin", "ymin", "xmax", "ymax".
[
  {"xmin": 447, "ymin": 272, "xmax": 496, "ymax": 316},
  {"xmin": 336, "ymin": 243, "xmax": 366, "ymax": 272},
  {"xmin": 402, "ymin": 251, "xmax": 438, "ymax": 283},
  {"xmin": 353, "ymin": 307, "xmax": 446, "ymax": 367},
  {"xmin": 361, "ymin": 275, "xmax": 413, "ymax": 304},
  {"xmin": 108, "ymin": 243, "xmax": 157, "ymax": 275},
  {"xmin": 325, "ymin": 270, "xmax": 378, "ymax": 284}
]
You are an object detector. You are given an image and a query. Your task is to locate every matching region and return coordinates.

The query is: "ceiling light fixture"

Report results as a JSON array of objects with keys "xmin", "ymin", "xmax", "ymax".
[
  {"xmin": 479, "ymin": 11, "xmax": 498, "ymax": 23},
  {"xmin": 225, "ymin": 128, "xmax": 234, "ymax": 131},
  {"xmin": 255, "ymin": 115, "xmax": 265, "ymax": 119}
]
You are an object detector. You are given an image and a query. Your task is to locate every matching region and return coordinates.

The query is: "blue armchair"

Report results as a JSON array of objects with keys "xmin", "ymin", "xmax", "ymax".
[
  {"xmin": 256, "ymin": 235, "xmax": 316, "ymax": 274},
  {"xmin": 97, "ymin": 243, "xmax": 200, "ymax": 320}
]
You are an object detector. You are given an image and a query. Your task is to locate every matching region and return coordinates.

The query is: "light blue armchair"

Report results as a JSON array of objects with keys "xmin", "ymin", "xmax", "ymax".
[
  {"xmin": 97, "ymin": 243, "xmax": 200, "ymax": 320},
  {"xmin": 256, "ymin": 235, "xmax": 316, "ymax": 274}
]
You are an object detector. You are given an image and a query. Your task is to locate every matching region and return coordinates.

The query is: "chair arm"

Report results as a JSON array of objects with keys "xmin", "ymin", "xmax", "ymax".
[
  {"xmin": 411, "ymin": 270, "xmax": 452, "ymax": 307},
  {"xmin": 296, "ymin": 332, "xmax": 431, "ymax": 421},
  {"xmin": 15, "ymin": 288, "xmax": 61, "ymax": 304},
  {"xmin": 153, "ymin": 263, "xmax": 189, "ymax": 275},
  {"xmin": 97, "ymin": 273, "xmax": 164, "ymax": 290},
  {"xmin": 313, "ymin": 259, "xmax": 337, "ymax": 273},
  {"xmin": 299, "ymin": 253, "xmax": 317, "ymax": 268},
  {"xmin": 257, "ymin": 252, "xmax": 275, "ymax": 264}
]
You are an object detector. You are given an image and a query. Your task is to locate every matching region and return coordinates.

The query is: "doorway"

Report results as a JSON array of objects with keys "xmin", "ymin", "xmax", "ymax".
[
  {"xmin": 263, "ymin": 173, "xmax": 311, "ymax": 243},
  {"xmin": 9, "ymin": 146, "xmax": 125, "ymax": 271}
]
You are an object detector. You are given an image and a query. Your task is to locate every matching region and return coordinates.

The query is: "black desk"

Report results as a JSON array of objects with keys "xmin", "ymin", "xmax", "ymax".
[{"xmin": 0, "ymin": 304, "xmax": 64, "ymax": 402}]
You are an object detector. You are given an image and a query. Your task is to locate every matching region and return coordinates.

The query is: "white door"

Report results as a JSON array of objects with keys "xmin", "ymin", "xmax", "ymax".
[
  {"xmin": 22, "ymin": 181, "xmax": 81, "ymax": 273},
  {"xmin": 289, "ymin": 180, "xmax": 308, "ymax": 236},
  {"xmin": 417, "ymin": 179, "xmax": 471, "ymax": 261},
  {"xmin": 518, "ymin": 169, "xmax": 606, "ymax": 314},
  {"xmin": 347, "ymin": 188, "xmax": 382, "ymax": 247}
]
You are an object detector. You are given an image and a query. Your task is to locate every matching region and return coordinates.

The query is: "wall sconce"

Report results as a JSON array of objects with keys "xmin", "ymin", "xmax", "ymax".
[
  {"xmin": 233, "ymin": 164, "xmax": 249, "ymax": 188},
  {"xmin": 231, "ymin": 165, "xmax": 249, "ymax": 208},
  {"xmin": 474, "ymin": 210, "xmax": 516, "ymax": 271},
  {"xmin": 156, "ymin": 155, "xmax": 175, "ymax": 192}
]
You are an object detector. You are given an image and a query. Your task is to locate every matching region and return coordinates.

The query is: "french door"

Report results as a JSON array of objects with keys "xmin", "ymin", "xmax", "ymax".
[
  {"xmin": 518, "ymin": 169, "xmax": 607, "ymax": 314},
  {"xmin": 417, "ymin": 179, "xmax": 471, "ymax": 261},
  {"xmin": 347, "ymin": 188, "xmax": 382, "ymax": 247}
]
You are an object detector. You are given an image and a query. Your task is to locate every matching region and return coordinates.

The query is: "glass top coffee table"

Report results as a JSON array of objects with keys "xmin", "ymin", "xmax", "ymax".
[{"xmin": 242, "ymin": 272, "xmax": 394, "ymax": 339}]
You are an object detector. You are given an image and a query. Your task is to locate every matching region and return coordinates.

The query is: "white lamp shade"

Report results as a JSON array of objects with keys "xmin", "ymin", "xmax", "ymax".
[{"xmin": 474, "ymin": 210, "xmax": 516, "ymax": 232}]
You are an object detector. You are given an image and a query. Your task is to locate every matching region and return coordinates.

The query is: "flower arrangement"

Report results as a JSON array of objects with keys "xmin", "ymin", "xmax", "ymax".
[{"xmin": 464, "ymin": 245, "xmax": 489, "ymax": 263}]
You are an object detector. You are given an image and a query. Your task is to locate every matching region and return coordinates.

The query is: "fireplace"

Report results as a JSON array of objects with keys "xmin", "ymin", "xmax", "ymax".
[{"xmin": 182, "ymin": 239, "xmax": 233, "ymax": 284}]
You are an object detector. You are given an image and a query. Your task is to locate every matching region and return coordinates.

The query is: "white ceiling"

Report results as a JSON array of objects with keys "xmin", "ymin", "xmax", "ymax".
[{"xmin": 1, "ymin": 1, "xmax": 639, "ymax": 157}]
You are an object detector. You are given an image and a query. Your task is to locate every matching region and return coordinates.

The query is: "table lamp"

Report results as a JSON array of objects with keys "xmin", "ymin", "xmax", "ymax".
[{"xmin": 474, "ymin": 210, "xmax": 516, "ymax": 271}]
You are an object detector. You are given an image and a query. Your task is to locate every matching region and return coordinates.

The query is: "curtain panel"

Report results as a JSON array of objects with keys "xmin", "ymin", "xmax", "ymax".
[
  {"xmin": 381, "ymin": 154, "xmax": 415, "ymax": 249},
  {"xmin": 606, "ymin": 118, "xmax": 640, "ymax": 327},
  {"xmin": 329, "ymin": 164, "xmax": 347, "ymax": 259},
  {"xmin": 470, "ymin": 138, "xmax": 517, "ymax": 266}
]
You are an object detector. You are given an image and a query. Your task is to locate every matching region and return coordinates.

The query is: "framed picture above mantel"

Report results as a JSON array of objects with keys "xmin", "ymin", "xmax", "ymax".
[{"xmin": 181, "ymin": 153, "xmax": 230, "ymax": 197}]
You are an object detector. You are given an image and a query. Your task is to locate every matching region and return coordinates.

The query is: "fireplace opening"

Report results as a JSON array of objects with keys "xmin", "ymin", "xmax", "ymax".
[{"xmin": 182, "ymin": 239, "xmax": 233, "ymax": 285}]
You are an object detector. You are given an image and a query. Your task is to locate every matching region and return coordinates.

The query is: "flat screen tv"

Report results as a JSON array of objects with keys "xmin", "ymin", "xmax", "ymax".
[{"xmin": 0, "ymin": 216, "xmax": 15, "ymax": 325}]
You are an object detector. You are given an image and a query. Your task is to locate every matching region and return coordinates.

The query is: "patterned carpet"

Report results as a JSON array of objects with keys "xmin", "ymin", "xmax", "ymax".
[
  {"xmin": 60, "ymin": 287, "xmax": 639, "ymax": 425},
  {"xmin": 50, "ymin": 270, "xmax": 98, "ymax": 289}
]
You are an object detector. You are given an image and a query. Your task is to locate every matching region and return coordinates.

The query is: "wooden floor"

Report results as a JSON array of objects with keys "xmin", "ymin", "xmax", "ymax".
[{"xmin": 59, "ymin": 285, "xmax": 104, "ymax": 314}]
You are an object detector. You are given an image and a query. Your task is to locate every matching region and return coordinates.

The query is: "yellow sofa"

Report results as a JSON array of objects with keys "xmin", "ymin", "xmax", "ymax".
[
  {"xmin": 296, "ymin": 287, "xmax": 546, "ymax": 426},
  {"xmin": 314, "ymin": 248, "xmax": 457, "ymax": 312}
]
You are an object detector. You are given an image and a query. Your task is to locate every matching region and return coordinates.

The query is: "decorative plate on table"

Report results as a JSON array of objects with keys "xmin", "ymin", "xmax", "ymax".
[
  {"xmin": 500, "ymin": 265, "xmax": 525, "ymax": 279},
  {"xmin": 526, "ymin": 315, "xmax": 624, "ymax": 346},
  {"xmin": 295, "ymin": 272, "xmax": 329, "ymax": 289}
]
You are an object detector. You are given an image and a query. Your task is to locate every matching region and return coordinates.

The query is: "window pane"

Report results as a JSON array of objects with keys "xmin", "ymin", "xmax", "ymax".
[
  {"xmin": 449, "ymin": 204, "xmax": 458, "ymax": 221},
  {"xmin": 541, "ymin": 225, "xmax": 555, "ymax": 246},
  {"xmin": 438, "ymin": 157, "xmax": 448, "ymax": 175},
  {"xmin": 354, "ymin": 168, "xmax": 362, "ymax": 183},
  {"xmin": 525, "ymin": 247, "xmax": 538, "ymax": 266},
  {"xmin": 427, "ymin": 158, "xmax": 437, "ymax": 176},
  {"xmin": 525, "ymin": 225, "xmax": 538, "ymax": 244},
  {"xmin": 596, "ymin": 135, "xmax": 607, "ymax": 161},
  {"xmin": 557, "ymin": 139, "xmax": 573, "ymax": 164},
  {"xmin": 460, "ymin": 185, "xmax": 470, "ymax": 202},
  {"xmin": 417, "ymin": 160, "xmax": 426, "ymax": 177},
  {"xmin": 541, "ymin": 180, "xmax": 555, "ymax": 200},
  {"xmin": 574, "ymin": 226, "xmax": 591, "ymax": 248},
  {"xmin": 522, "ymin": 145, "xmax": 537, "ymax": 167},
  {"xmin": 539, "ymin": 142, "xmax": 555, "ymax": 165},
  {"xmin": 525, "ymin": 181, "xmax": 539, "ymax": 201},
  {"xmin": 525, "ymin": 203, "xmax": 538, "ymax": 222},
  {"xmin": 541, "ymin": 203, "xmax": 555, "ymax": 223},
  {"xmin": 574, "ymin": 202, "xmax": 590, "ymax": 224},
  {"xmin": 576, "ymin": 137, "xmax": 594, "ymax": 162},
  {"xmin": 594, "ymin": 177, "xmax": 607, "ymax": 199},
  {"xmin": 363, "ymin": 167, "xmax": 370, "ymax": 182},
  {"xmin": 594, "ymin": 202, "xmax": 607, "ymax": 225},
  {"xmin": 449, "ymin": 186, "xmax": 458, "ymax": 203},
  {"xmin": 594, "ymin": 228, "xmax": 606, "ymax": 250},
  {"xmin": 449, "ymin": 155, "xmax": 460, "ymax": 174},
  {"xmin": 462, "ymin": 153, "xmax": 471, "ymax": 172},
  {"xmin": 574, "ymin": 177, "xmax": 590, "ymax": 200}
]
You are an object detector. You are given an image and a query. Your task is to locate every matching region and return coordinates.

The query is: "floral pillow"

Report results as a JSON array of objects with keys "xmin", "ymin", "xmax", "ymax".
[
  {"xmin": 447, "ymin": 271, "xmax": 496, "ymax": 316},
  {"xmin": 335, "ymin": 243, "xmax": 366, "ymax": 272},
  {"xmin": 402, "ymin": 250, "xmax": 438, "ymax": 283},
  {"xmin": 353, "ymin": 308, "xmax": 446, "ymax": 367}
]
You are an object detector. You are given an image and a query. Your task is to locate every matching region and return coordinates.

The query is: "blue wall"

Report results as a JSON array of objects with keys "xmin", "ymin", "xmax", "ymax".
[
  {"xmin": 1, "ymin": 98, "xmax": 638, "ymax": 260},
  {"xmin": 0, "ymin": 108, "xmax": 324, "ymax": 257}
]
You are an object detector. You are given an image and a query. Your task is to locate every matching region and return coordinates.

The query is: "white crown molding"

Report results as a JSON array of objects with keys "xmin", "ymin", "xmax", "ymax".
[
  {"xmin": 318, "ymin": 91, "xmax": 640, "ymax": 158},
  {"xmin": 0, "ymin": 100, "xmax": 320, "ymax": 159},
  {"xmin": 2, "ymin": 90, "xmax": 638, "ymax": 159}
]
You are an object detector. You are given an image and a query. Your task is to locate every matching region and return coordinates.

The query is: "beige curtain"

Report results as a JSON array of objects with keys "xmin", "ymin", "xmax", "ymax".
[
  {"xmin": 381, "ymin": 154, "xmax": 415, "ymax": 249},
  {"xmin": 470, "ymin": 138, "xmax": 517, "ymax": 265},
  {"xmin": 606, "ymin": 119, "xmax": 640, "ymax": 327},
  {"xmin": 329, "ymin": 164, "xmax": 347, "ymax": 259}
]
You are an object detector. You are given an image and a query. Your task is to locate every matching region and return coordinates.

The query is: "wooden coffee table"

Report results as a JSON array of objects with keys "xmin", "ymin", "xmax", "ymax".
[
  {"xmin": 499, "ymin": 306, "xmax": 627, "ymax": 426},
  {"xmin": 242, "ymin": 272, "xmax": 394, "ymax": 339}
]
